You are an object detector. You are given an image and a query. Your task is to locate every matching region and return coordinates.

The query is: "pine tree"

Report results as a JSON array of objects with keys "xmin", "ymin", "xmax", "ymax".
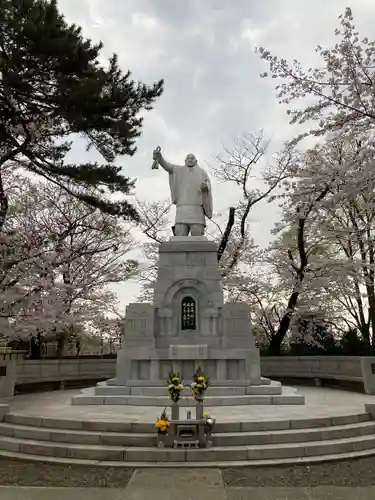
[{"xmin": 0, "ymin": 0, "xmax": 164, "ymax": 228}]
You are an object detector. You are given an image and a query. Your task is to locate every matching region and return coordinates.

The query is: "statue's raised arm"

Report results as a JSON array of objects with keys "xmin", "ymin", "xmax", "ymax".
[
  {"xmin": 151, "ymin": 147, "xmax": 213, "ymax": 237},
  {"xmin": 152, "ymin": 147, "xmax": 174, "ymax": 173}
]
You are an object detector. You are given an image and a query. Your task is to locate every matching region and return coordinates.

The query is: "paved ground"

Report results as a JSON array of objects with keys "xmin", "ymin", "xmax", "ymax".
[
  {"xmin": 1, "ymin": 468, "xmax": 375, "ymax": 499},
  {"xmin": 4, "ymin": 455, "xmax": 375, "ymax": 487},
  {"xmin": 4, "ymin": 385, "xmax": 375, "ymax": 423}
]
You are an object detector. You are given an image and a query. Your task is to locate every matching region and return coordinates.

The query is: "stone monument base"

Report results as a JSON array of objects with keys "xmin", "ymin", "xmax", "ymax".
[
  {"xmin": 71, "ymin": 378, "xmax": 305, "ymax": 406},
  {"xmin": 72, "ymin": 236, "xmax": 305, "ymax": 407}
]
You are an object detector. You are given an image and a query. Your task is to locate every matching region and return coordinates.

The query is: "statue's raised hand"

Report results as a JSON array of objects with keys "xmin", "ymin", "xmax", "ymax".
[
  {"xmin": 151, "ymin": 146, "xmax": 162, "ymax": 170},
  {"xmin": 153, "ymin": 147, "xmax": 162, "ymax": 161}
]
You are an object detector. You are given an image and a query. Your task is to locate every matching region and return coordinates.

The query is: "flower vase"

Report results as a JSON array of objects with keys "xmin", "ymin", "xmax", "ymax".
[
  {"xmin": 171, "ymin": 402, "xmax": 179, "ymax": 421},
  {"xmin": 157, "ymin": 432, "xmax": 168, "ymax": 447},
  {"xmin": 195, "ymin": 399, "xmax": 203, "ymax": 420}
]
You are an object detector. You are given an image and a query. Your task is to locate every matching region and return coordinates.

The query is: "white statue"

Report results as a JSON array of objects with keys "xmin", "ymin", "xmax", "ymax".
[{"xmin": 152, "ymin": 147, "xmax": 213, "ymax": 236}]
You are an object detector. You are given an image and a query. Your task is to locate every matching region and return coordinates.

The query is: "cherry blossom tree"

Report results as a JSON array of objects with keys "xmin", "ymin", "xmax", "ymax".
[
  {"xmin": 257, "ymin": 7, "xmax": 375, "ymax": 138},
  {"xmin": 224, "ymin": 262, "xmax": 288, "ymax": 349},
  {"xmin": 211, "ymin": 131, "xmax": 294, "ymax": 273},
  {"xmin": 298, "ymin": 136, "xmax": 375, "ymax": 349},
  {"xmin": 265, "ymin": 132, "xmax": 375, "ymax": 353},
  {"xmin": 253, "ymin": 6, "xmax": 375, "ymax": 352},
  {"xmin": 0, "ymin": 173, "xmax": 137, "ymax": 348}
]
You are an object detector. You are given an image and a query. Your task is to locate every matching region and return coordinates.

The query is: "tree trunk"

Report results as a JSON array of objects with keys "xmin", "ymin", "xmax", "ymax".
[
  {"xmin": 360, "ymin": 322, "xmax": 371, "ymax": 349},
  {"xmin": 368, "ymin": 292, "xmax": 375, "ymax": 354},
  {"xmin": 56, "ymin": 330, "xmax": 68, "ymax": 358},
  {"xmin": 217, "ymin": 207, "xmax": 235, "ymax": 263},
  {"xmin": 0, "ymin": 169, "xmax": 8, "ymax": 231},
  {"xmin": 267, "ymin": 290, "xmax": 300, "ymax": 355},
  {"xmin": 268, "ymin": 207, "xmax": 310, "ymax": 355}
]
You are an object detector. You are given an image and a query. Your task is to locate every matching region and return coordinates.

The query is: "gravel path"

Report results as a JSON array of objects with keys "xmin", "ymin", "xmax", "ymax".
[
  {"xmin": 2, "ymin": 457, "xmax": 375, "ymax": 487},
  {"xmin": 0, "ymin": 459, "xmax": 134, "ymax": 487},
  {"xmin": 223, "ymin": 457, "xmax": 375, "ymax": 487}
]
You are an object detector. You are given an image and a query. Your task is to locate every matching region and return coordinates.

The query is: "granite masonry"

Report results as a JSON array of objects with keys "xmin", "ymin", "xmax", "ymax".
[{"xmin": 72, "ymin": 236, "xmax": 304, "ymax": 406}]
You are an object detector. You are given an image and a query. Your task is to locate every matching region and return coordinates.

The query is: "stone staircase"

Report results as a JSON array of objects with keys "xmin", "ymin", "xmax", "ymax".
[{"xmin": 0, "ymin": 411, "xmax": 375, "ymax": 466}]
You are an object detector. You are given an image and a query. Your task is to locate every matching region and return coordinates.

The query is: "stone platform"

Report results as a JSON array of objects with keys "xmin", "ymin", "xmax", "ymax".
[
  {"xmin": 0, "ymin": 386, "xmax": 375, "ymax": 467},
  {"xmin": 71, "ymin": 380, "xmax": 305, "ymax": 406}
]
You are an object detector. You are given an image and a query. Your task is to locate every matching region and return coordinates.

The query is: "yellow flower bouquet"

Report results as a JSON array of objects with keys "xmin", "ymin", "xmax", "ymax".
[
  {"xmin": 167, "ymin": 371, "xmax": 184, "ymax": 403},
  {"xmin": 190, "ymin": 366, "xmax": 209, "ymax": 401},
  {"xmin": 155, "ymin": 408, "xmax": 170, "ymax": 435}
]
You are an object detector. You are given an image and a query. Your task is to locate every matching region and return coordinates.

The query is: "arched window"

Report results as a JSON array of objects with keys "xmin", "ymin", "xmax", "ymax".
[{"xmin": 181, "ymin": 296, "xmax": 196, "ymax": 330}]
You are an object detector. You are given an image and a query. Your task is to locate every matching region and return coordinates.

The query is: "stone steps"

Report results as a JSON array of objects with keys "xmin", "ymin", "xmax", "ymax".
[
  {"xmin": 0, "ymin": 411, "xmax": 374, "ymax": 465},
  {"xmin": 3, "ymin": 411, "xmax": 370, "ymax": 432},
  {"xmin": 95, "ymin": 384, "xmax": 283, "ymax": 396},
  {"xmin": 0, "ymin": 420, "xmax": 374, "ymax": 447},
  {"xmin": 0, "ymin": 448, "xmax": 375, "ymax": 469},
  {"xmin": 1, "ymin": 432, "xmax": 375, "ymax": 462},
  {"xmin": 2, "ymin": 447, "xmax": 375, "ymax": 468},
  {"xmin": 71, "ymin": 389, "xmax": 305, "ymax": 406}
]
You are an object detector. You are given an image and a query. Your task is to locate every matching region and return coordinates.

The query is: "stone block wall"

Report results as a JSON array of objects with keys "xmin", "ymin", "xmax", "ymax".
[
  {"xmin": 261, "ymin": 356, "xmax": 363, "ymax": 382},
  {"xmin": 9, "ymin": 356, "xmax": 375, "ymax": 395},
  {"xmin": 15, "ymin": 358, "xmax": 116, "ymax": 385}
]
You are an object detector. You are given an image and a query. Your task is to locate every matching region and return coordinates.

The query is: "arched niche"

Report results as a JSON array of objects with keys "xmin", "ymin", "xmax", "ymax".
[
  {"xmin": 160, "ymin": 279, "xmax": 209, "ymax": 336},
  {"xmin": 161, "ymin": 279, "xmax": 209, "ymax": 310},
  {"xmin": 181, "ymin": 296, "xmax": 197, "ymax": 331}
]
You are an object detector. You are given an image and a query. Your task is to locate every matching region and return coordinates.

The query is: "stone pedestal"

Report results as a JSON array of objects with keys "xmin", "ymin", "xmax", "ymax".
[
  {"xmin": 72, "ymin": 236, "xmax": 305, "ymax": 407},
  {"xmin": 113, "ymin": 237, "xmax": 260, "ymax": 389}
]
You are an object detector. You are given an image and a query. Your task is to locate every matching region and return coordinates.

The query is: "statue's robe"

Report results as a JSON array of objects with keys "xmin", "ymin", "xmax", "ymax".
[{"xmin": 167, "ymin": 164, "xmax": 213, "ymax": 226}]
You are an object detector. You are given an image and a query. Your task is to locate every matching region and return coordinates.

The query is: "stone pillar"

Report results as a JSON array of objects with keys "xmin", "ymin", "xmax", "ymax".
[
  {"xmin": 0, "ymin": 355, "xmax": 15, "ymax": 398},
  {"xmin": 171, "ymin": 403, "xmax": 179, "ymax": 421},
  {"xmin": 246, "ymin": 347, "xmax": 262, "ymax": 385},
  {"xmin": 195, "ymin": 400, "xmax": 204, "ymax": 420},
  {"xmin": 159, "ymin": 308, "xmax": 173, "ymax": 336},
  {"xmin": 196, "ymin": 401, "xmax": 206, "ymax": 448},
  {"xmin": 0, "ymin": 404, "xmax": 9, "ymax": 422},
  {"xmin": 150, "ymin": 360, "xmax": 159, "ymax": 381},
  {"xmin": 114, "ymin": 351, "xmax": 132, "ymax": 386},
  {"xmin": 216, "ymin": 360, "xmax": 227, "ymax": 381},
  {"xmin": 205, "ymin": 304, "xmax": 218, "ymax": 336},
  {"xmin": 361, "ymin": 357, "xmax": 375, "ymax": 395}
]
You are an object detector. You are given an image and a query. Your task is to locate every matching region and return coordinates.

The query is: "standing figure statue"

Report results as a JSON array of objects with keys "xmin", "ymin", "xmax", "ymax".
[{"xmin": 152, "ymin": 147, "xmax": 213, "ymax": 236}]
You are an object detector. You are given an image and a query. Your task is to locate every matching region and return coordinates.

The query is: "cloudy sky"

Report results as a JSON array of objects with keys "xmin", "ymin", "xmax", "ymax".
[{"xmin": 57, "ymin": 0, "xmax": 375, "ymax": 311}]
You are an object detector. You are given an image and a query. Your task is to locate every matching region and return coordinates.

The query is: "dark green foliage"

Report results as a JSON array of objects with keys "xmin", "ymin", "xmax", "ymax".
[
  {"xmin": 339, "ymin": 328, "xmax": 371, "ymax": 356},
  {"xmin": 289, "ymin": 315, "xmax": 337, "ymax": 355},
  {"xmin": 0, "ymin": 0, "xmax": 164, "ymax": 227}
]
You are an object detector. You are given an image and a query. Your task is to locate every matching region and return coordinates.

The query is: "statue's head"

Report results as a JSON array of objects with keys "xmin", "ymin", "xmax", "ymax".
[{"xmin": 185, "ymin": 153, "xmax": 197, "ymax": 168}]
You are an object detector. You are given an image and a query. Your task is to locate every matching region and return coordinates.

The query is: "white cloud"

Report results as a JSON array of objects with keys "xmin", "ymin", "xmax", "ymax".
[
  {"xmin": 131, "ymin": 12, "xmax": 159, "ymax": 30},
  {"xmin": 56, "ymin": 0, "xmax": 375, "ymax": 308}
]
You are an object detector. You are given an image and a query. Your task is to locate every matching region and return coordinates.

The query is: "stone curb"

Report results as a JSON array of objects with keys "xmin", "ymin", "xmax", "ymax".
[{"xmin": 1, "ymin": 446, "xmax": 375, "ymax": 467}]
